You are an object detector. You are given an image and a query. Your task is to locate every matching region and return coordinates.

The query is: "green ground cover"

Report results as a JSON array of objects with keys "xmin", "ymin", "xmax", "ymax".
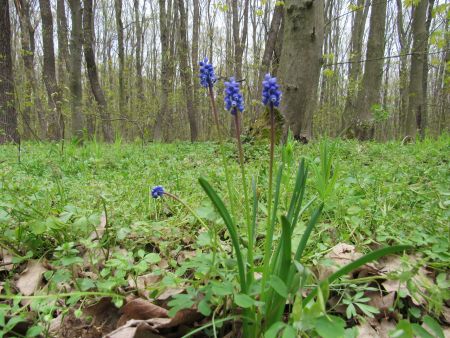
[{"xmin": 0, "ymin": 137, "xmax": 449, "ymax": 337}]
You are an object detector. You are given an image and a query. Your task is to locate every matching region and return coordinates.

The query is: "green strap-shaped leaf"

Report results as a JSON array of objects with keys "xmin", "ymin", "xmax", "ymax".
[
  {"xmin": 303, "ymin": 245, "xmax": 411, "ymax": 305},
  {"xmin": 199, "ymin": 177, "xmax": 247, "ymax": 293}
]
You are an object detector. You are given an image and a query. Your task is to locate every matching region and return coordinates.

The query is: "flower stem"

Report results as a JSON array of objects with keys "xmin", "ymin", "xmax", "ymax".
[
  {"xmin": 233, "ymin": 112, "xmax": 253, "ymax": 284},
  {"xmin": 208, "ymin": 85, "xmax": 237, "ymax": 222},
  {"xmin": 260, "ymin": 104, "xmax": 276, "ymax": 313}
]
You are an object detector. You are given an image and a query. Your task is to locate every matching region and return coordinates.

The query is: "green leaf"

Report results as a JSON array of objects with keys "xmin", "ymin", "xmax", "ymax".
[
  {"xmin": 282, "ymin": 325, "xmax": 297, "ymax": 338},
  {"xmin": 199, "ymin": 178, "xmax": 247, "ymax": 293},
  {"xmin": 392, "ymin": 320, "xmax": 414, "ymax": 338},
  {"xmin": 264, "ymin": 322, "xmax": 285, "ymax": 338},
  {"xmin": 198, "ymin": 299, "xmax": 211, "ymax": 316},
  {"xmin": 268, "ymin": 275, "xmax": 288, "ymax": 298},
  {"xmin": 26, "ymin": 325, "xmax": 43, "ymax": 337},
  {"xmin": 211, "ymin": 281, "xmax": 233, "ymax": 296},
  {"xmin": 412, "ymin": 324, "xmax": 434, "ymax": 338},
  {"xmin": 234, "ymin": 293, "xmax": 255, "ymax": 308},
  {"xmin": 77, "ymin": 278, "xmax": 96, "ymax": 291},
  {"xmin": 29, "ymin": 220, "xmax": 46, "ymax": 235},
  {"xmin": 422, "ymin": 315, "xmax": 444, "ymax": 338},
  {"xmin": 315, "ymin": 315, "xmax": 346, "ymax": 338}
]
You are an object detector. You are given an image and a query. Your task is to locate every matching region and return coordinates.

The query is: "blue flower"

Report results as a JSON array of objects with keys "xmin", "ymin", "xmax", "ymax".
[
  {"xmin": 199, "ymin": 57, "xmax": 216, "ymax": 88},
  {"xmin": 224, "ymin": 77, "xmax": 244, "ymax": 115},
  {"xmin": 151, "ymin": 186, "xmax": 165, "ymax": 199},
  {"xmin": 262, "ymin": 74, "xmax": 282, "ymax": 107}
]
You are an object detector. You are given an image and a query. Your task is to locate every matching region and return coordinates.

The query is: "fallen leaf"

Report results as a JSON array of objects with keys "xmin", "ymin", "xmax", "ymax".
[
  {"xmin": 89, "ymin": 212, "xmax": 107, "ymax": 240},
  {"xmin": 147, "ymin": 308, "xmax": 202, "ymax": 330},
  {"xmin": 176, "ymin": 251, "xmax": 196, "ymax": 264},
  {"xmin": 442, "ymin": 306, "xmax": 450, "ymax": 324},
  {"xmin": 16, "ymin": 260, "xmax": 47, "ymax": 296},
  {"xmin": 367, "ymin": 291, "xmax": 395, "ymax": 315},
  {"xmin": 318, "ymin": 243, "xmax": 377, "ymax": 280},
  {"xmin": 356, "ymin": 321, "xmax": 378, "ymax": 337},
  {"xmin": 376, "ymin": 319, "xmax": 396, "ymax": 337},
  {"xmin": 128, "ymin": 273, "xmax": 161, "ymax": 292},
  {"xmin": 106, "ymin": 320, "xmax": 163, "ymax": 338},
  {"xmin": 117, "ymin": 298, "xmax": 168, "ymax": 327},
  {"xmin": 0, "ymin": 248, "xmax": 13, "ymax": 271},
  {"xmin": 157, "ymin": 288, "xmax": 184, "ymax": 301}
]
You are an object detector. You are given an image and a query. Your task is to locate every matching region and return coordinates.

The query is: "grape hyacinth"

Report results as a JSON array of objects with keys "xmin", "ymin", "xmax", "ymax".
[
  {"xmin": 151, "ymin": 186, "xmax": 165, "ymax": 199},
  {"xmin": 224, "ymin": 77, "xmax": 244, "ymax": 115},
  {"xmin": 199, "ymin": 57, "xmax": 216, "ymax": 88},
  {"xmin": 262, "ymin": 74, "xmax": 282, "ymax": 107}
]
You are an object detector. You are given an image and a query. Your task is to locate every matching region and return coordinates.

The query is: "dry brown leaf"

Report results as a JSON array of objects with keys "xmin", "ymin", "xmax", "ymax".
[
  {"xmin": 0, "ymin": 248, "xmax": 13, "ymax": 272},
  {"xmin": 375, "ymin": 319, "xmax": 396, "ymax": 337},
  {"xmin": 356, "ymin": 321, "xmax": 379, "ymax": 337},
  {"xmin": 106, "ymin": 320, "xmax": 164, "ymax": 338},
  {"xmin": 121, "ymin": 298, "xmax": 168, "ymax": 319},
  {"xmin": 147, "ymin": 308, "xmax": 202, "ymax": 330},
  {"xmin": 176, "ymin": 251, "xmax": 196, "ymax": 264},
  {"xmin": 16, "ymin": 260, "xmax": 47, "ymax": 296},
  {"xmin": 89, "ymin": 212, "xmax": 107, "ymax": 240},
  {"xmin": 367, "ymin": 291, "xmax": 395, "ymax": 315},
  {"xmin": 442, "ymin": 306, "xmax": 450, "ymax": 324},
  {"xmin": 318, "ymin": 243, "xmax": 377, "ymax": 280},
  {"xmin": 128, "ymin": 273, "xmax": 161, "ymax": 291},
  {"xmin": 443, "ymin": 327, "xmax": 450, "ymax": 338},
  {"xmin": 157, "ymin": 288, "xmax": 184, "ymax": 301}
]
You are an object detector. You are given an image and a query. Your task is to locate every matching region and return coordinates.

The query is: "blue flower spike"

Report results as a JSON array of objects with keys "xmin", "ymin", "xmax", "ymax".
[
  {"xmin": 151, "ymin": 186, "xmax": 165, "ymax": 199},
  {"xmin": 262, "ymin": 74, "xmax": 281, "ymax": 107},
  {"xmin": 199, "ymin": 57, "xmax": 216, "ymax": 88},
  {"xmin": 224, "ymin": 77, "xmax": 244, "ymax": 115}
]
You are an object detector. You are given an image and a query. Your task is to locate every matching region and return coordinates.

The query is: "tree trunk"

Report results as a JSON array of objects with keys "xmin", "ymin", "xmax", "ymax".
[
  {"xmin": 258, "ymin": 4, "xmax": 283, "ymax": 91},
  {"xmin": 39, "ymin": 0, "xmax": 64, "ymax": 140},
  {"xmin": 177, "ymin": 0, "xmax": 198, "ymax": 142},
  {"xmin": 0, "ymin": 0, "xmax": 19, "ymax": 144},
  {"xmin": 278, "ymin": 0, "xmax": 324, "ymax": 143},
  {"xmin": 154, "ymin": 0, "xmax": 171, "ymax": 142},
  {"xmin": 68, "ymin": 0, "xmax": 84, "ymax": 140},
  {"xmin": 419, "ymin": 0, "xmax": 435, "ymax": 139},
  {"xmin": 352, "ymin": 0, "xmax": 387, "ymax": 140},
  {"xmin": 134, "ymin": 0, "xmax": 144, "ymax": 103},
  {"xmin": 191, "ymin": 0, "xmax": 200, "ymax": 136},
  {"xmin": 114, "ymin": 0, "xmax": 127, "ymax": 138},
  {"xmin": 57, "ymin": 0, "xmax": 71, "ymax": 83},
  {"xmin": 14, "ymin": 0, "xmax": 46, "ymax": 139},
  {"xmin": 83, "ymin": 0, "xmax": 114, "ymax": 142},
  {"xmin": 342, "ymin": 0, "xmax": 369, "ymax": 131},
  {"xmin": 406, "ymin": 0, "xmax": 428, "ymax": 139},
  {"xmin": 232, "ymin": 0, "xmax": 249, "ymax": 80}
]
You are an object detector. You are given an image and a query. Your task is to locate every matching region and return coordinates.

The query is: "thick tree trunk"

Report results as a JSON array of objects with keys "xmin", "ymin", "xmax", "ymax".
[
  {"xmin": 114, "ymin": 0, "xmax": 127, "ymax": 138},
  {"xmin": 191, "ymin": 0, "xmax": 200, "ymax": 136},
  {"xmin": 39, "ymin": 0, "xmax": 64, "ymax": 140},
  {"xmin": 177, "ymin": 0, "xmax": 198, "ymax": 142},
  {"xmin": 14, "ymin": 0, "xmax": 46, "ymax": 139},
  {"xmin": 68, "ymin": 0, "xmax": 84, "ymax": 140},
  {"xmin": 419, "ymin": 0, "xmax": 435, "ymax": 139},
  {"xmin": 57, "ymin": 0, "xmax": 71, "ymax": 83},
  {"xmin": 154, "ymin": 0, "xmax": 171, "ymax": 142},
  {"xmin": 278, "ymin": 0, "xmax": 324, "ymax": 143},
  {"xmin": 134, "ymin": 0, "xmax": 144, "ymax": 103},
  {"xmin": 342, "ymin": 0, "xmax": 369, "ymax": 131},
  {"xmin": 83, "ymin": 0, "xmax": 114, "ymax": 142},
  {"xmin": 0, "ymin": 0, "xmax": 19, "ymax": 144},
  {"xmin": 406, "ymin": 0, "xmax": 428, "ymax": 139},
  {"xmin": 352, "ymin": 0, "xmax": 387, "ymax": 140},
  {"xmin": 258, "ymin": 4, "xmax": 283, "ymax": 92},
  {"xmin": 232, "ymin": 0, "xmax": 249, "ymax": 80}
]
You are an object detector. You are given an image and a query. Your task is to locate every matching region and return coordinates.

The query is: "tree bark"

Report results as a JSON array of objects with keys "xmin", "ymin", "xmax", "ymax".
[
  {"xmin": 342, "ymin": 0, "xmax": 369, "ymax": 130},
  {"xmin": 232, "ymin": 0, "xmax": 249, "ymax": 80},
  {"xmin": 134, "ymin": 0, "xmax": 144, "ymax": 103},
  {"xmin": 83, "ymin": 0, "xmax": 114, "ymax": 142},
  {"xmin": 419, "ymin": 0, "xmax": 435, "ymax": 139},
  {"xmin": 352, "ymin": 0, "xmax": 387, "ymax": 140},
  {"xmin": 406, "ymin": 0, "xmax": 428, "ymax": 139},
  {"xmin": 0, "ymin": 0, "xmax": 19, "ymax": 144},
  {"xmin": 68, "ymin": 0, "xmax": 84, "ymax": 140},
  {"xmin": 57, "ymin": 0, "xmax": 71, "ymax": 82},
  {"xmin": 14, "ymin": 0, "xmax": 46, "ymax": 139},
  {"xmin": 114, "ymin": 0, "xmax": 127, "ymax": 138},
  {"xmin": 258, "ymin": 4, "xmax": 284, "ymax": 94},
  {"xmin": 154, "ymin": 0, "xmax": 171, "ymax": 142},
  {"xmin": 39, "ymin": 0, "xmax": 64, "ymax": 140},
  {"xmin": 191, "ymin": 0, "xmax": 200, "ymax": 136},
  {"xmin": 177, "ymin": 0, "xmax": 198, "ymax": 142},
  {"xmin": 278, "ymin": 0, "xmax": 324, "ymax": 143}
]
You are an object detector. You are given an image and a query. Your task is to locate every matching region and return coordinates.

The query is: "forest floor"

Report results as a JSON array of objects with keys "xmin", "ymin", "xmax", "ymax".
[{"xmin": 0, "ymin": 137, "xmax": 449, "ymax": 337}]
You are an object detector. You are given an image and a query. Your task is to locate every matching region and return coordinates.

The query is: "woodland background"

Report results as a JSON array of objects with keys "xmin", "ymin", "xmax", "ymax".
[{"xmin": 0, "ymin": 0, "xmax": 449, "ymax": 144}]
